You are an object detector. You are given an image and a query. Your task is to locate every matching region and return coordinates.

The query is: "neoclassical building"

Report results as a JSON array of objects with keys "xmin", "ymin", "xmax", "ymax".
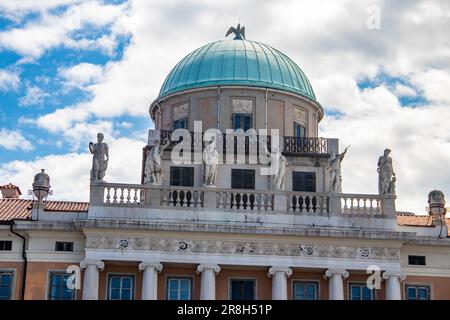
[{"xmin": 1, "ymin": 28, "xmax": 449, "ymax": 301}]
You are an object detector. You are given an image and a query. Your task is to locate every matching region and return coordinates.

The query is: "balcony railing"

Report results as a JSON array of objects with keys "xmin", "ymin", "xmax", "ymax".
[
  {"xmin": 157, "ymin": 130, "xmax": 328, "ymax": 155},
  {"xmin": 91, "ymin": 182, "xmax": 395, "ymax": 217}
]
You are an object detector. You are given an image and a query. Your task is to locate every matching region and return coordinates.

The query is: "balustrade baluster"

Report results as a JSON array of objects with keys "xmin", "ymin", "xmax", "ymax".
[
  {"xmin": 112, "ymin": 188, "xmax": 118, "ymax": 204},
  {"xmin": 105, "ymin": 187, "xmax": 111, "ymax": 204}
]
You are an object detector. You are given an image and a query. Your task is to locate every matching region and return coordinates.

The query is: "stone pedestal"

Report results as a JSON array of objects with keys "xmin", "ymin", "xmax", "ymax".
[
  {"xmin": 382, "ymin": 271, "xmax": 405, "ymax": 300},
  {"xmin": 197, "ymin": 264, "xmax": 221, "ymax": 300},
  {"xmin": 324, "ymin": 269, "xmax": 349, "ymax": 300},
  {"xmin": 268, "ymin": 267, "xmax": 292, "ymax": 300},
  {"xmin": 139, "ymin": 261, "xmax": 163, "ymax": 300},
  {"xmin": 80, "ymin": 260, "xmax": 104, "ymax": 300}
]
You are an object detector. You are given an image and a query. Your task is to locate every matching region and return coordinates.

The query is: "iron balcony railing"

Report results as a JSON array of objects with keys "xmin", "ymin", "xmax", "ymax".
[{"xmin": 158, "ymin": 130, "xmax": 328, "ymax": 155}]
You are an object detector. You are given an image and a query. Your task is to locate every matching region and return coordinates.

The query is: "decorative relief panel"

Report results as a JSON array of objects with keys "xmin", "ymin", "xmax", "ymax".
[
  {"xmin": 232, "ymin": 98, "xmax": 253, "ymax": 113},
  {"xmin": 173, "ymin": 103, "xmax": 189, "ymax": 121},
  {"xmin": 293, "ymin": 106, "xmax": 307, "ymax": 126},
  {"xmin": 86, "ymin": 236, "xmax": 400, "ymax": 260}
]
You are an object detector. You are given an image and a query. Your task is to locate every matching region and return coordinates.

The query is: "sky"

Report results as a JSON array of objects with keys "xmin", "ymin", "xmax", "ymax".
[{"xmin": 0, "ymin": 0, "xmax": 449, "ymax": 214}]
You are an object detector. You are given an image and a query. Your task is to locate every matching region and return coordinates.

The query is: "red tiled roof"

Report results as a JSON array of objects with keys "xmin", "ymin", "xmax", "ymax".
[
  {"xmin": 0, "ymin": 198, "xmax": 88, "ymax": 221},
  {"xmin": 397, "ymin": 212, "xmax": 450, "ymax": 236}
]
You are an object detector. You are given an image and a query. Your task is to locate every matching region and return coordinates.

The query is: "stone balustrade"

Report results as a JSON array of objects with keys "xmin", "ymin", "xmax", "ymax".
[{"xmin": 90, "ymin": 182, "xmax": 396, "ymax": 218}]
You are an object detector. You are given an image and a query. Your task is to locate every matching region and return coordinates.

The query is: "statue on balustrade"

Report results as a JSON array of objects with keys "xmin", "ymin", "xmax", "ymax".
[
  {"xmin": 89, "ymin": 133, "xmax": 109, "ymax": 182},
  {"xmin": 327, "ymin": 145, "xmax": 350, "ymax": 193},
  {"xmin": 378, "ymin": 148, "xmax": 396, "ymax": 195},
  {"xmin": 203, "ymin": 136, "xmax": 219, "ymax": 187},
  {"xmin": 264, "ymin": 146, "xmax": 288, "ymax": 191},
  {"xmin": 144, "ymin": 139, "xmax": 169, "ymax": 185}
]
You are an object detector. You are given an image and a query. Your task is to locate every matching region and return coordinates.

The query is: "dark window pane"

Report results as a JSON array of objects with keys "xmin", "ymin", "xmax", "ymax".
[
  {"xmin": 0, "ymin": 241, "xmax": 12, "ymax": 251},
  {"xmin": 231, "ymin": 169, "xmax": 255, "ymax": 190},
  {"xmin": 293, "ymin": 172, "xmax": 316, "ymax": 192},
  {"xmin": 407, "ymin": 287, "xmax": 416, "ymax": 300},
  {"xmin": 170, "ymin": 167, "xmax": 194, "ymax": 187},
  {"xmin": 231, "ymin": 280, "xmax": 255, "ymax": 300},
  {"xmin": 351, "ymin": 286, "xmax": 361, "ymax": 300},
  {"xmin": 408, "ymin": 255, "xmax": 426, "ymax": 265},
  {"xmin": 174, "ymin": 118, "xmax": 187, "ymax": 129},
  {"xmin": 122, "ymin": 278, "xmax": 131, "ymax": 289}
]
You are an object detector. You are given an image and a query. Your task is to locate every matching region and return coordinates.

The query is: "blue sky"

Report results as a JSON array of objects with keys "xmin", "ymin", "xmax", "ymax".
[{"xmin": 0, "ymin": 0, "xmax": 449, "ymax": 214}]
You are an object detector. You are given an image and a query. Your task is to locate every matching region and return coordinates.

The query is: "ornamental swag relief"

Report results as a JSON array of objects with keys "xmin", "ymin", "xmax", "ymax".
[{"xmin": 85, "ymin": 236, "xmax": 400, "ymax": 260}]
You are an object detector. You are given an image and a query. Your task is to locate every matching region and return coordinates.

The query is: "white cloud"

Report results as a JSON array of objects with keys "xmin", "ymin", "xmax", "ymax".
[
  {"xmin": 58, "ymin": 62, "xmax": 104, "ymax": 88},
  {"xmin": 0, "ymin": 136, "xmax": 145, "ymax": 201},
  {"xmin": 0, "ymin": 69, "xmax": 20, "ymax": 91},
  {"xmin": 0, "ymin": 0, "xmax": 129, "ymax": 59},
  {"xmin": 0, "ymin": 129, "xmax": 33, "ymax": 151},
  {"xmin": 394, "ymin": 84, "xmax": 417, "ymax": 97},
  {"xmin": 411, "ymin": 69, "xmax": 450, "ymax": 104},
  {"xmin": 18, "ymin": 84, "xmax": 49, "ymax": 106}
]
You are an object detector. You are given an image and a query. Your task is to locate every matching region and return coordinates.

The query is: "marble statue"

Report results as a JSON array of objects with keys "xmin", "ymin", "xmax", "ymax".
[
  {"xmin": 89, "ymin": 133, "xmax": 109, "ymax": 181},
  {"xmin": 202, "ymin": 137, "xmax": 219, "ymax": 187},
  {"xmin": 378, "ymin": 148, "xmax": 396, "ymax": 195},
  {"xmin": 327, "ymin": 146, "xmax": 350, "ymax": 193},
  {"xmin": 264, "ymin": 146, "xmax": 288, "ymax": 191},
  {"xmin": 144, "ymin": 139, "xmax": 169, "ymax": 185}
]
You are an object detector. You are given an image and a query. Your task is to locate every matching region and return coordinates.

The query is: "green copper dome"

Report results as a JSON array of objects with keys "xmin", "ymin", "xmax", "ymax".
[{"xmin": 158, "ymin": 39, "xmax": 317, "ymax": 103}]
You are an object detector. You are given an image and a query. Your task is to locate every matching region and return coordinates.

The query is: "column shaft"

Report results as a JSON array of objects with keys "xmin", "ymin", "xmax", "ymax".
[
  {"xmin": 80, "ymin": 260, "xmax": 104, "ymax": 300},
  {"xmin": 197, "ymin": 264, "xmax": 220, "ymax": 300},
  {"xmin": 140, "ymin": 262, "xmax": 163, "ymax": 300}
]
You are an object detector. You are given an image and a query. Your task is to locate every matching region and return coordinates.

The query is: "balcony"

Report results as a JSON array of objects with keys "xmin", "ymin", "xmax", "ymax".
[{"xmin": 153, "ymin": 130, "xmax": 334, "ymax": 156}]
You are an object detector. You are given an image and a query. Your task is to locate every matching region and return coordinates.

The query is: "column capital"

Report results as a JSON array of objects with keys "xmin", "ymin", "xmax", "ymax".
[
  {"xmin": 324, "ymin": 269, "xmax": 349, "ymax": 279},
  {"xmin": 268, "ymin": 266, "xmax": 293, "ymax": 278},
  {"xmin": 139, "ymin": 261, "xmax": 163, "ymax": 272},
  {"xmin": 197, "ymin": 264, "xmax": 221, "ymax": 274},
  {"xmin": 382, "ymin": 271, "xmax": 406, "ymax": 281},
  {"xmin": 80, "ymin": 259, "xmax": 104, "ymax": 271}
]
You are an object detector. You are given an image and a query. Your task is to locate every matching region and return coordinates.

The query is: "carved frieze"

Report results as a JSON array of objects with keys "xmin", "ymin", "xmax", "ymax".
[
  {"xmin": 232, "ymin": 98, "xmax": 253, "ymax": 113},
  {"xmin": 173, "ymin": 103, "xmax": 189, "ymax": 121},
  {"xmin": 85, "ymin": 236, "xmax": 400, "ymax": 260},
  {"xmin": 293, "ymin": 106, "xmax": 307, "ymax": 126}
]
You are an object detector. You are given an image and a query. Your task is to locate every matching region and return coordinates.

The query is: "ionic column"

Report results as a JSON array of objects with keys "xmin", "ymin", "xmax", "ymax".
[
  {"xmin": 197, "ymin": 264, "xmax": 221, "ymax": 300},
  {"xmin": 382, "ymin": 271, "xmax": 405, "ymax": 300},
  {"xmin": 139, "ymin": 261, "xmax": 163, "ymax": 300},
  {"xmin": 268, "ymin": 267, "xmax": 292, "ymax": 300},
  {"xmin": 324, "ymin": 269, "xmax": 349, "ymax": 300},
  {"xmin": 80, "ymin": 260, "xmax": 104, "ymax": 300}
]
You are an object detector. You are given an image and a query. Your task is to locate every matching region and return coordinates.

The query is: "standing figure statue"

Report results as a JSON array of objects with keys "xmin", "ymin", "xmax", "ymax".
[
  {"xmin": 89, "ymin": 133, "xmax": 109, "ymax": 181},
  {"xmin": 203, "ymin": 137, "xmax": 219, "ymax": 187},
  {"xmin": 144, "ymin": 139, "xmax": 169, "ymax": 185},
  {"xmin": 264, "ymin": 146, "xmax": 288, "ymax": 191},
  {"xmin": 378, "ymin": 148, "xmax": 396, "ymax": 195},
  {"xmin": 327, "ymin": 145, "xmax": 350, "ymax": 193}
]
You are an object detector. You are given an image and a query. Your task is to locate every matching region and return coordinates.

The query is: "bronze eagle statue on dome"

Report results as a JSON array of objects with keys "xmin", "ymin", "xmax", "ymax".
[{"xmin": 226, "ymin": 24, "xmax": 245, "ymax": 40}]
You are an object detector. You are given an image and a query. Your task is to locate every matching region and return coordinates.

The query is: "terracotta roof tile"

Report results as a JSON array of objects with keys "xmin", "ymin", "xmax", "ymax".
[
  {"xmin": 0, "ymin": 198, "xmax": 88, "ymax": 221},
  {"xmin": 0, "ymin": 183, "xmax": 22, "ymax": 195}
]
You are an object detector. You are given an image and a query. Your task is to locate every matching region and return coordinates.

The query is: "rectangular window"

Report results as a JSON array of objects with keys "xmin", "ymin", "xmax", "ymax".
[
  {"xmin": 173, "ymin": 118, "xmax": 187, "ymax": 129},
  {"xmin": 294, "ymin": 122, "xmax": 306, "ymax": 138},
  {"xmin": 48, "ymin": 272, "xmax": 75, "ymax": 300},
  {"xmin": 233, "ymin": 113, "xmax": 252, "ymax": 131},
  {"xmin": 107, "ymin": 275, "xmax": 135, "ymax": 300},
  {"xmin": 408, "ymin": 255, "xmax": 426, "ymax": 266},
  {"xmin": 167, "ymin": 277, "xmax": 192, "ymax": 300},
  {"xmin": 292, "ymin": 172, "xmax": 316, "ymax": 192},
  {"xmin": 0, "ymin": 272, "xmax": 13, "ymax": 300},
  {"xmin": 55, "ymin": 241, "xmax": 74, "ymax": 252},
  {"xmin": 0, "ymin": 240, "xmax": 12, "ymax": 251},
  {"xmin": 293, "ymin": 281, "xmax": 318, "ymax": 300},
  {"xmin": 231, "ymin": 169, "xmax": 255, "ymax": 190},
  {"xmin": 405, "ymin": 285, "xmax": 430, "ymax": 300},
  {"xmin": 230, "ymin": 279, "xmax": 256, "ymax": 300},
  {"xmin": 349, "ymin": 283, "xmax": 375, "ymax": 300},
  {"xmin": 170, "ymin": 167, "xmax": 194, "ymax": 187}
]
